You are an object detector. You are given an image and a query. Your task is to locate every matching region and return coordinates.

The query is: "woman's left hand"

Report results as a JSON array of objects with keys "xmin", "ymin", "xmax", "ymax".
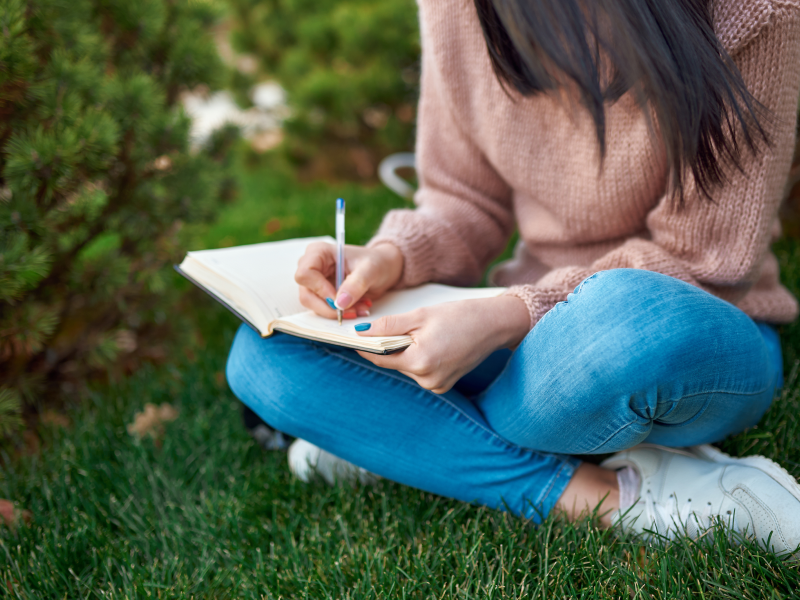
[{"xmin": 356, "ymin": 295, "xmax": 530, "ymax": 394}]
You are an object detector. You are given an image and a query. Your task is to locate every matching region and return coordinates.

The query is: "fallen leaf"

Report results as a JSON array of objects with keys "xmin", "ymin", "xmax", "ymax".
[
  {"xmin": 127, "ymin": 403, "xmax": 180, "ymax": 440},
  {"xmin": 40, "ymin": 410, "xmax": 71, "ymax": 429},
  {"xmin": 158, "ymin": 404, "xmax": 179, "ymax": 421},
  {"xmin": 153, "ymin": 155, "xmax": 172, "ymax": 171},
  {"xmin": 262, "ymin": 217, "xmax": 282, "ymax": 235},
  {"xmin": 396, "ymin": 103, "xmax": 415, "ymax": 123},
  {"xmin": 5, "ymin": 579, "xmax": 20, "ymax": 595},
  {"xmin": 0, "ymin": 499, "xmax": 32, "ymax": 529},
  {"xmin": 22, "ymin": 430, "xmax": 40, "ymax": 456},
  {"xmin": 250, "ymin": 129, "xmax": 283, "ymax": 153},
  {"xmin": 0, "ymin": 500, "xmax": 14, "ymax": 524},
  {"xmin": 114, "ymin": 329, "xmax": 138, "ymax": 353},
  {"xmin": 215, "ymin": 371, "xmax": 226, "ymax": 387},
  {"xmin": 349, "ymin": 147, "xmax": 374, "ymax": 179}
]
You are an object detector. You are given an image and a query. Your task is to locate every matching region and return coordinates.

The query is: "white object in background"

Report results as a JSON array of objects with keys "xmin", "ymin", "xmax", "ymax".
[
  {"xmin": 378, "ymin": 152, "xmax": 416, "ymax": 199},
  {"xmin": 251, "ymin": 81, "xmax": 286, "ymax": 111},
  {"xmin": 181, "ymin": 82, "xmax": 288, "ymax": 150}
]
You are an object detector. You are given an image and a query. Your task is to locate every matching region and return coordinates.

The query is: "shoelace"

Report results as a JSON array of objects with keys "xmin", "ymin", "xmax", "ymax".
[{"xmin": 641, "ymin": 491, "xmax": 737, "ymax": 539}]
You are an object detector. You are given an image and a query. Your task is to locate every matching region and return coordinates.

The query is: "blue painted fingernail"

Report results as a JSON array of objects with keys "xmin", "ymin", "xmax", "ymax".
[
  {"xmin": 326, "ymin": 297, "xmax": 336, "ymax": 310},
  {"xmin": 354, "ymin": 323, "xmax": 371, "ymax": 332}
]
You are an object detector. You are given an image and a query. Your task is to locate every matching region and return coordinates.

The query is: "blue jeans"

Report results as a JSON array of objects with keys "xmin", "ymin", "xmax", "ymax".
[{"xmin": 226, "ymin": 269, "xmax": 783, "ymax": 522}]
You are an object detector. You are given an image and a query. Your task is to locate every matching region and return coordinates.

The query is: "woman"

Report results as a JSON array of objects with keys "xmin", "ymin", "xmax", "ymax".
[{"xmin": 227, "ymin": 0, "xmax": 800, "ymax": 555}]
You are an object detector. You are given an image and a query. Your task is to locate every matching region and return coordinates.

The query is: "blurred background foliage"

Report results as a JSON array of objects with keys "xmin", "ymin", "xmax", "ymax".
[
  {"xmin": 226, "ymin": 0, "xmax": 420, "ymax": 180},
  {"xmin": 0, "ymin": 0, "xmax": 798, "ymax": 447},
  {"xmin": 0, "ymin": 0, "xmax": 239, "ymax": 432}
]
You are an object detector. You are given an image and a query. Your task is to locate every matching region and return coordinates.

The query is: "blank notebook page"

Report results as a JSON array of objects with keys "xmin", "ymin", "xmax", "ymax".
[{"xmin": 186, "ymin": 237, "xmax": 333, "ymax": 321}]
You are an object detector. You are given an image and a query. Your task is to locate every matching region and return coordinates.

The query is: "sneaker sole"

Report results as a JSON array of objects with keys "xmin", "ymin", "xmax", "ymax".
[
  {"xmin": 287, "ymin": 439, "xmax": 321, "ymax": 483},
  {"xmin": 620, "ymin": 443, "xmax": 800, "ymax": 561},
  {"xmin": 688, "ymin": 444, "xmax": 800, "ymax": 504}
]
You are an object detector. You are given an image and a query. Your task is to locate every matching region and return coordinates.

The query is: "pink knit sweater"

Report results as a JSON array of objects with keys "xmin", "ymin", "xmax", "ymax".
[{"xmin": 368, "ymin": 0, "xmax": 800, "ymax": 329}]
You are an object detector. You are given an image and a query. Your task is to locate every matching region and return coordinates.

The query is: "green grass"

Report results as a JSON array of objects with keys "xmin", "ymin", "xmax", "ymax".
[
  {"xmin": 2, "ymin": 155, "xmax": 800, "ymax": 598},
  {"xmin": 2, "ymin": 348, "xmax": 799, "ymax": 598},
  {"xmin": 198, "ymin": 157, "xmax": 411, "ymax": 250}
]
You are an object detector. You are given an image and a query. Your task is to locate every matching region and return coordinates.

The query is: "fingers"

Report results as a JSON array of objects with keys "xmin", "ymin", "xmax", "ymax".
[
  {"xmin": 352, "ymin": 299, "xmax": 372, "ymax": 317},
  {"xmin": 335, "ymin": 259, "xmax": 379, "ymax": 310},
  {"xmin": 354, "ymin": 309, "xmax": 420, "ymax": 371},
  {"xmin": 295, "ymin": 242, "xmax": 364, "ymax": 318},
  {"xmin": 299, "ymin": 286, "xmax": 358, "ymax": 319},
  {"xmin": 356, "ymin": 349, "xmax": 410, "ymax": 372},
  {"xmin": 295, "ymin": 243, "xmax": 337, "ymax": 301},
  {"xmin": 299, "ymin": 286, "xmax": 336, "ymax": 317},
  {"xmin": 355, "ymin": 309, "xmax": 420, "ymax": 337},
  {"xmin": 296, "ymin": 243, "xmax": 379, "ymax": 317}
]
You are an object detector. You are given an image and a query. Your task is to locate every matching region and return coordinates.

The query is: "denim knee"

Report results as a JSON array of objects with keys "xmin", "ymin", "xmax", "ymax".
[
  {"xmin": 226, "ymin": 328, "xmax": 247, "ymax": 401},
  {"xmin": 480, "ymin": 267, "xmax": 769, "ymax": 454},
  {"xmin": 226, "ymin": 326, "xmax": 298, "ymax": 432},
  {"xmin": 225, "ymin": 325, "xmax": 262, "ymax": 407}
]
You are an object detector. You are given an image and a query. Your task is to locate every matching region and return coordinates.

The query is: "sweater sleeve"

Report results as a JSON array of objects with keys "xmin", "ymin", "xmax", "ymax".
[
  {"xmin": 367, "ymin": 16, "xmax": 514, "ymax": 288},
  {"xmin": 507, "ymin": 7, "xmax": 800, "ymax": 330}
]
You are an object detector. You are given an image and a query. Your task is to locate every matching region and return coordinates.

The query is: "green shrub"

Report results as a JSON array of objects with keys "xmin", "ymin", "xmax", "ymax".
[
  {"xmin": 227, "ymin": 0, "xmax": 420, "ymax": 179},
  {"xmin": 0, "ymin": 0, "xmax": 237, "ymax": 430}
]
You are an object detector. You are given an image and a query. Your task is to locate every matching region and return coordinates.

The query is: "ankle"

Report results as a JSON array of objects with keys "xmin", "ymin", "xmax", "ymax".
[{"xmin": 555, "ymin": 463, "xmax": 620, "ymax": 527}]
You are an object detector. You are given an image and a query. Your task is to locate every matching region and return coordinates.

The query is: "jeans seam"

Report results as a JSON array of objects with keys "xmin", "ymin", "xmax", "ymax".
[
  {"xmin": 584, "ymin": 416, "xmax": 643, "ymax": 454},
  {"xmin": 574, "ymin": 271, "xmax": 602, "ymax": 295},
  {"xmin": 317, "ymin": 345, "xmax": 523, "ymax": 451},
  {"xmin": 528, "ymin": 272, "xmax": 602, "ymax": 332},
  {"xmin": 663, "ymin": 383, "xmax": 772, "ymax": 399},
  {"xmin": 585, "ymin": 386, "xmax": 772, "ymax": 454},
  {"xmin": 536, "ymin": 458, "xmax": 576, "ymax": 507}
]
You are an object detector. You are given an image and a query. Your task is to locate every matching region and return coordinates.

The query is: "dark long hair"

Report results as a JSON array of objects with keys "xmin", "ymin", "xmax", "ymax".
[{"xmin": 473, "ymin": 0, "xmax": 768, "ymax": 204}]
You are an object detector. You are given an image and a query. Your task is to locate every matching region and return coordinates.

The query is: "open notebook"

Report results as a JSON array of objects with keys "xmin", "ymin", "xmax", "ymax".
[{"xmin": 176, "ymin": 236, "xmax": 505, "ymax": 354}]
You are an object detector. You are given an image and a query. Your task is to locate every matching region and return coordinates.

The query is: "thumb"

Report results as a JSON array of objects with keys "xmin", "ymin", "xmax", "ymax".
[
  {"xmin": 335, "ymin": 260, "xmax": 375, "ymax": 310},
  {"xmin": 356, "ymin": 311, "xmax": 417, "ymax": 337}
]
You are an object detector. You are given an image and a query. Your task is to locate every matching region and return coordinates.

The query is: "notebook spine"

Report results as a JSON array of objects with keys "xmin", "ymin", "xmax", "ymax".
[{"xmin": 173, "ymin": 264, "xmax": 262, "ymax": 337}]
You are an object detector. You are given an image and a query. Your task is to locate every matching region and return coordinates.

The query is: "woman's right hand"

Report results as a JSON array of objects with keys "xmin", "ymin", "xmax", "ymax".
[{"xmin": 294, "ymin": 241, "xmax": 404, "ymax": 319}]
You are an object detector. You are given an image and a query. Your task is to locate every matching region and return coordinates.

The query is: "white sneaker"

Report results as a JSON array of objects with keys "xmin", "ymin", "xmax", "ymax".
[
  {"xmin": 601, "ymin": 444, "xmax": 800, "ymax": 559},
  {"xmin": 287, "ymin": 439, "xmax": 379, "ymax": 487}
]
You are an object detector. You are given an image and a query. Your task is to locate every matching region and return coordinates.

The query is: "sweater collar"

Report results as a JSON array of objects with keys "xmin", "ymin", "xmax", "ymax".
[{"xmin": 712, "ymin": 0, "xmax": 774, "ymax": 53}]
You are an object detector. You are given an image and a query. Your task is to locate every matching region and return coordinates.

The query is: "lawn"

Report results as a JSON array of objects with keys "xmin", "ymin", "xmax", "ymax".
[{"xmin": 2, "ymin": 154, "xmax": 800, "ymax": 598}]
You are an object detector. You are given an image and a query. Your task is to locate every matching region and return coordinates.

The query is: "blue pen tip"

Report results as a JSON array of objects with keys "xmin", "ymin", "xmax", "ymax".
[{"xmin": 336, "ymin": 197, "xmax": 345, "ymax": 209}]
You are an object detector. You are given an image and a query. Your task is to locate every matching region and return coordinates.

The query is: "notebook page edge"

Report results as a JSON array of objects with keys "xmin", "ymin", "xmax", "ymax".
[
  {"xmin": 178, "ymin": 257, "xmax": 274, "ymax": 335},
  {"xmin": 186, "ymin": 237, "xmax": 334, "ymax": 321}
]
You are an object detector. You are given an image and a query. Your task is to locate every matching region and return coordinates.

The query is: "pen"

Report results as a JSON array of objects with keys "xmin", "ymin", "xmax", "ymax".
[{"xmin": 335, "ymin": 197, "xmax": 345, "ymax": 325}]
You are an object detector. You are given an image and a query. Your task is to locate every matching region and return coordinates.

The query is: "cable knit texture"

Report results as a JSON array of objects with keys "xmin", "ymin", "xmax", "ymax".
[{"xmin": 367, "ymin": 0, "xmax": 800, "ymax": 330}]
